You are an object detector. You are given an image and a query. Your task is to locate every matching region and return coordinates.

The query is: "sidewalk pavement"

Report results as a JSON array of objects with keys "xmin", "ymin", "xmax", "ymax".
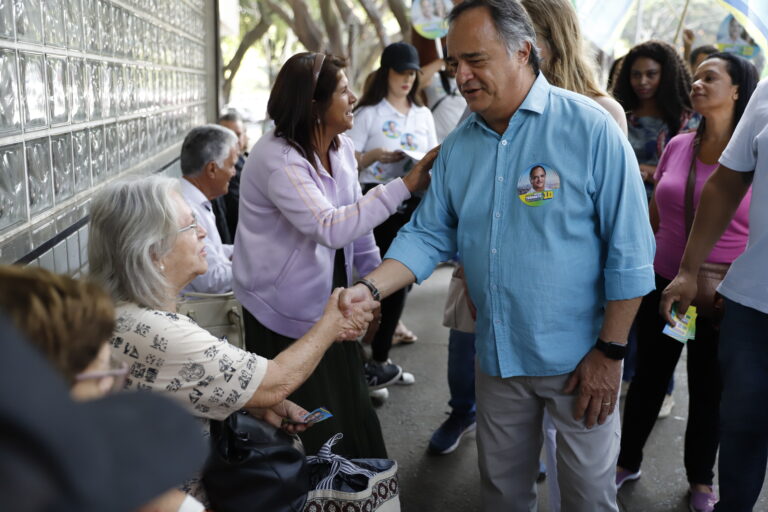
[{"xmin": 376, "ymin": 264, "xmax": 768, "ymax": 511}]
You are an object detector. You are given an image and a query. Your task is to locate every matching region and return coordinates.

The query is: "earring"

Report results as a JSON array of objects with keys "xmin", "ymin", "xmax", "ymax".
[{"xmin": 159, "ymin": 263, "xmax": 165, "ymax": 273}]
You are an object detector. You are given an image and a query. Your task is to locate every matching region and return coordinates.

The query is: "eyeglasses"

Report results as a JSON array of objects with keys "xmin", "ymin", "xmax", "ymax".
[
  {"xmin": 76, "ymin": 360, "xmax": 129, "ymax": 393},
  {"xmin": 177, "ymin": 213, "xmax": 199, "ymax": 234},
  {"xmin": 311, "ymin": 52, "xmax": 326, "ymax": 94}
]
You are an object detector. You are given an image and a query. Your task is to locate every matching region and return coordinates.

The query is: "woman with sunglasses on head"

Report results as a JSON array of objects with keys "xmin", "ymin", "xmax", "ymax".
[
  {"xmin": 233, "ymin": 52, "xmax": 438, "ymax": 458},
  {"xmin": 612, "ymin": 40, "xmax": 697, "ymax": 200},
  {"xmin": 615, "ymin": 53, "xmax": 757, "ymax": 512},
  {"xmin": 347, "ymin": 42, "xmax": 439, "ymax": 391}
]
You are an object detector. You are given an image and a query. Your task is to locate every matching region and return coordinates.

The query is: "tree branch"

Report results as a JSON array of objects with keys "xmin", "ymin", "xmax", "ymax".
[
  {"xmin": 222, "ymin": 9, "xmax": 272, "ymax": 103},
  {"xmin": 387, "ymin": 0, "xmax": 410, "ymax": 41},
  {"xmin": 286, "ymin": 0, "xmax": 325, "ymax": 50},
  {"xmin": 357, "ymin": 0, "xmax": 389, "ymax": 47},
  {"xmin": 334, "ymin": 0, "xmax": 360, "ymax": 26},
  {"xmin": 320, "ymin": 0, "xmax": 344, "ymax": 56}
]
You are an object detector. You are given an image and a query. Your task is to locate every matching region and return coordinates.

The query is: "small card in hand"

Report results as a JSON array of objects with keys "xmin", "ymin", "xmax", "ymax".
[
  {"xmin": 303, "ymin": 407, "xmax": 333, "ymax": 424},
  {"xmin": 662, "ymin": 304, "xmax": 697, "ymax": 343}
]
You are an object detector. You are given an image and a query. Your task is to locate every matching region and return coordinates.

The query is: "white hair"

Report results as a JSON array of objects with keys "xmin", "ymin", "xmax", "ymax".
[
  {"xmin": 179, "ymin": 124, "xmax": 239, "ymax": 177},
  {"xmin": 88, "ymin": 175, "xmax": 182, "ymax": 309}
]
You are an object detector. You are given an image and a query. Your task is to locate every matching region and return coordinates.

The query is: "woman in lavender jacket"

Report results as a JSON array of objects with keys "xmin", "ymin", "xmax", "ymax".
[{"xmin": 233, "ymin": 52, "xmax": 436, "ymax": 457}]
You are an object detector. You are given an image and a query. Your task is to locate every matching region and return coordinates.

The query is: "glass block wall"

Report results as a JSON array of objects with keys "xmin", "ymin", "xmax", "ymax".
[{"xmin": 0, "ymin": 0, "xmax": 216, "ymax": 271}]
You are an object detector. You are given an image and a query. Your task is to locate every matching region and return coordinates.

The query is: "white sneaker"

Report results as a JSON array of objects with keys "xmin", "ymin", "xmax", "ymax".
[
  {"xmin": 658, "ymin": 394, "xmax": 675, "ymax": 419},
  {"xmin": 397, "ymin": 371, "xmax": 415, "ymax": 385},
  {"xmin": 370, "ymin": 387, "xmax": 389, "ymax": 404}
]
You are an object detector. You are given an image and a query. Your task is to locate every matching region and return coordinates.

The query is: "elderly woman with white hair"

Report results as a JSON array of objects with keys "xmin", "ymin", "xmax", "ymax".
[{"xmin": 88, "ymin": 175, "xmax": 376, "ymax": 498}]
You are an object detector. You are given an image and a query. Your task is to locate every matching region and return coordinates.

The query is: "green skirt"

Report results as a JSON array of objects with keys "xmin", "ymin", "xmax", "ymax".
[{"xmin": 244, "ymin": 309, "xmax": 388, "ymax": 459}]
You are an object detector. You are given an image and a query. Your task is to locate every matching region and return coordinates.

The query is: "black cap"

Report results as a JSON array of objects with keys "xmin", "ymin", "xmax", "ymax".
[
  {"xmin": 381, "ymin": 42, "xmax": 421, "ymax": 72},
  {"xmin": 0, "ymin": 316, "xmax": 208, "ymax": 512}
]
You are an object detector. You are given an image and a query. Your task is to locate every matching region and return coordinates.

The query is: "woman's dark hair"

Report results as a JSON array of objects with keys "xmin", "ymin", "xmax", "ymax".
[
  {"xmin": 606, "ymin": 56, "xmax": 624, "ymax": 93},
  {"xmin": 612, "ymin": 40, "xmax": 692, "ymax": 138},
  {"xmin": 267, "ymin": 52, "xmax": 347, "ymax": 167},
  {"xmin": 355, "ymin": 66, "xmax": 422, "ymax": 111},
  {"xmin": 692, "ymin": 52, "xmax": 759, "ymax": 150},
  {"xmin": 689, "ymin": 45, "xmax": 718, "ymax": 69}
]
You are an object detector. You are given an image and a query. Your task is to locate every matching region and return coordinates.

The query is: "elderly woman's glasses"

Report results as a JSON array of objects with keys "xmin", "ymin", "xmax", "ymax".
[
  {"xmin": 311, "ymin": 53, "xmax": 326, "ymax": 94},
  {"xmin": 76, "ymin": 360, "xmax": 129, "ymax": 393},
  {"xmin": 177, "ymin": 213, "xmax": 199, "ymax": 235}
]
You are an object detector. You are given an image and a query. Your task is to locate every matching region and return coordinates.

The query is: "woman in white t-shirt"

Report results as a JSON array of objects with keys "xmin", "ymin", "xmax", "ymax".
[{"xmin": 347, "ymin": 42, "xmax": 438, "ymax": 390}]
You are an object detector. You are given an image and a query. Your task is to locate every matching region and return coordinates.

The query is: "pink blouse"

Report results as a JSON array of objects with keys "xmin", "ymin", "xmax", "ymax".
[{"xmin": 653, "ymin": 132, "xmax": 751, "ymax": 280}]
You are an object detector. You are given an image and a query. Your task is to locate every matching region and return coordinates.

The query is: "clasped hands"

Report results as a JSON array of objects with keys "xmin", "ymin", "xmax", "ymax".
[{"xmin": 322, "ymin": 287, "xmax": 379, "ymax": 341}]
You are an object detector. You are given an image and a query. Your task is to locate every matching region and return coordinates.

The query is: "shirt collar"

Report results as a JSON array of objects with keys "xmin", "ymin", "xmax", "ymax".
[
  {"xmin": 179, "ymin": 177, "xmax": 210, "ymax": 210},
  {"xmin": 376, "ymin": 98, "xmax": 406, "ymax": 118},
  {"xmin": 467, "ymin": 72, "xmax": 550, "ymax": 132}
]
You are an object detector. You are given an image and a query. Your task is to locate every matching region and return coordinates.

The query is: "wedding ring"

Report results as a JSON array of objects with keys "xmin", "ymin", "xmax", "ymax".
[{"xmin": 602, "ymin": 402, "xmax": 611, "ymax": 407}]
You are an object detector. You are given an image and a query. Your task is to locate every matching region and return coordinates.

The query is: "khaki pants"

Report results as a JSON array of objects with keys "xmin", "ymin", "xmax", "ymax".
[{"xmin": 476, "ymin": 368, "xmax": 620, "ymax": 512}]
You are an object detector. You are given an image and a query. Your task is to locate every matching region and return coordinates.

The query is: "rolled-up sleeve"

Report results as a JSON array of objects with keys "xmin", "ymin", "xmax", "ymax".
[
  {"xmin": 591, "ymin": 119, "xmax": 656, "ymax": 300},
  {"xmin": 385, "ymin": 149, "xmax": 458, "ymax": 283}
]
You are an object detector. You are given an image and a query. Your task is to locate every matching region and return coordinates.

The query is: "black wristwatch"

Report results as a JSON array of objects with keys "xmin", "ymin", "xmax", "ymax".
[
  {"xmin": 594, "ymin": 338, "xmax": 627, "ymax": 360},
  {"xmin": 354, "ymin": 278, "xmax": 381, "ymax": 301}
]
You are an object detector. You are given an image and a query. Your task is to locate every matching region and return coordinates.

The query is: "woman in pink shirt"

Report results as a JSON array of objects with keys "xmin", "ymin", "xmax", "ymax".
[{"xmin": 616, "ymin": 53, "xmax": 758, "ymax": 512}]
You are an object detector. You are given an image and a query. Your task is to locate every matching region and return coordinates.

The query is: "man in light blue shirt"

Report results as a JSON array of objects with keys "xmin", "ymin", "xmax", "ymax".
[
  {"xmin": 341, "ymin": 1, "xmax": 654, "ymax": 510},
  {"xmin": 179, "ymin": 125, "xmax": 239, "ymax": 294}
]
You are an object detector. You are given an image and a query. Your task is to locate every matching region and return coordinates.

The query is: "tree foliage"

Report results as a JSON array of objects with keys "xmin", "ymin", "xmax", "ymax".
[{"xmin": 222, "ymin": 0, "xmax": 409, "ymax": 104}]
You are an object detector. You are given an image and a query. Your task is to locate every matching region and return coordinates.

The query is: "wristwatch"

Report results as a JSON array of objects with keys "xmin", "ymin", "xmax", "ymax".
[
  {"xmin": 354, "ymin": 278, "xmax": 381, "ymax": 301},
  {"xmin": 594, "ymin": 338, "xmax": 627, "ymax": 360}
]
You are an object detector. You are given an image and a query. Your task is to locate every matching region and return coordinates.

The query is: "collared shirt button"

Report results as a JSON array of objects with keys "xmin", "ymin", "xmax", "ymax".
[
  {"xmin": 501, "ymin": 140, "xmax": 507, "ymax": 146},
  {"xmin": 491, "ymin": 284, "xmax": 497, "ymax": 290},
  {"xmin": 497, "ymin": 176, "xmax": 504, "ymax": 182},
  {"xmin": 495, "ymin": 212, "xmax": 501, "ymax": 218},
  {"xmin": 491, "ymin": 248, "xmax": 497, "ymax": 254}
]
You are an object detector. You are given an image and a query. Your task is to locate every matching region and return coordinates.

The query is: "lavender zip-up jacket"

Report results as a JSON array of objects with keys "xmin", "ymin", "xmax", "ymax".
[{"xmin": 233, "ymin": 131, "xmax": 411, "ymax": 339}]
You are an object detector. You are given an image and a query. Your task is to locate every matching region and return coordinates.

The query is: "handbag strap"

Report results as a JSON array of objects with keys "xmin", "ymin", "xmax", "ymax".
[
  {"xmin": 306, "ymin": 433, "xmax": 377, "ymax": 490},
  {"xmin": 683, "ymin": 133, "xmax": 701, "ymax": 239}
]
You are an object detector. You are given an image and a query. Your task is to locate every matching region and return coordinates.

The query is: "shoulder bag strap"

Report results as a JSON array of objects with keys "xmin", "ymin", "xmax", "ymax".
[{"xmin": 684, "ymin": 135, "xmax": 700, "ymax": 239}]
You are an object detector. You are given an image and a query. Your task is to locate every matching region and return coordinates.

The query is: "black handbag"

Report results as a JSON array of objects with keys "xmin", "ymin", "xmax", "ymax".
[{"xmin": 202, "ymin": 410, "xmax": 311, "ymax": 512}]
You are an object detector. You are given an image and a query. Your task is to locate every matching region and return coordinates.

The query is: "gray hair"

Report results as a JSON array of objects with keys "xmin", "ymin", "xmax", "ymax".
[
  {"xmin": 88, "ymin": 175, "xmax": 181, "ymax": 309},
  {"xmin": 179, "ymin": 124, "xmax": 238, "ymax": 177},
  {"xmin": 448, "ymin": 0, "xmax": 540, "ymax": 75},
  {"xmin": 218, "ymin": 111, "xmax": 243, "ymax": 124}
]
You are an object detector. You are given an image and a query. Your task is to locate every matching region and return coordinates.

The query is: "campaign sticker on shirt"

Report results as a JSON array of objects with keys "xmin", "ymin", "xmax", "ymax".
[
  {"xmin": 400, "ymin": 132, "xmax": 418, "ymax": 151},
  {"xmin": 516, "ymin": 164, "xmax": 561, "ymax": 206},
  {"xmin": 382, "ymin": 120, "xmax": 400, "ymax": 139}
]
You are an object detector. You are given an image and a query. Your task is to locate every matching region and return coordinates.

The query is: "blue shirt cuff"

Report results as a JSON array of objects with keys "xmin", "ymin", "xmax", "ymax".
[
  {"xmin": 604, "ymin": 264, "xmax": 656, "ymax": 301},
  {"xmin": 385, "ymin": 236, "xmax": 439, "ymax": 284}
]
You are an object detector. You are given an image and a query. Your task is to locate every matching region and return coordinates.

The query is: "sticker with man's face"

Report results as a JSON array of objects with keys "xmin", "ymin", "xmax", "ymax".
[
  {"xmin": 382, "ymin": 120, "xmax": 400, "ymax": 139},
  {"xmin": 400, "ymin": 132, "xmax": 418, "ymax": 151},
  {"xmin": 517, "ymin": 164, "xmax": 561, "ymax": 206}
]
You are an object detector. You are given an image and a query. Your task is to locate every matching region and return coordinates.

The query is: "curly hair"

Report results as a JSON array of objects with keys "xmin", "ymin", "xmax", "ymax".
[
  {"xmin": 0, "ymin": 265, "xmax": 115, "ymax": 385},
  {"xmin": 612, "ymin": 40, "xmax": 692, "ymax": 138}
]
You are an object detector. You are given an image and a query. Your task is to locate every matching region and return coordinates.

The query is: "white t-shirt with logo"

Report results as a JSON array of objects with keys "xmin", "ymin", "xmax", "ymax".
[
  {"xmin": 347, "ymin": 99, "xmax": 437, "ymax": 185},
  {"xmin": 718, "ymin": 78, "xmax": 768, "ymax": 314}
]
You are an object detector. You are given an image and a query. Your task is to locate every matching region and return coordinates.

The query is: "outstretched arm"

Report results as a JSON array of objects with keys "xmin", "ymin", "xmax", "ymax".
[{"xmin": 659, "ymin": 165, "xmax": 751, "ymax": 324}]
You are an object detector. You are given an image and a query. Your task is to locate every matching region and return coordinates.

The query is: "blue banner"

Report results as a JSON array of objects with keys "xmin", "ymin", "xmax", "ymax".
[{"xmin": 717, "ymin": 0, "xmax": 768, "ymax": 52}]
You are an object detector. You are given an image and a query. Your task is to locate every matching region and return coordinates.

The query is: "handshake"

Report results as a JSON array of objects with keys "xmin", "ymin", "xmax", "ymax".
[{"xmin": 320, "ymin": 282, "xmax": 382, "ymax": 341}]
